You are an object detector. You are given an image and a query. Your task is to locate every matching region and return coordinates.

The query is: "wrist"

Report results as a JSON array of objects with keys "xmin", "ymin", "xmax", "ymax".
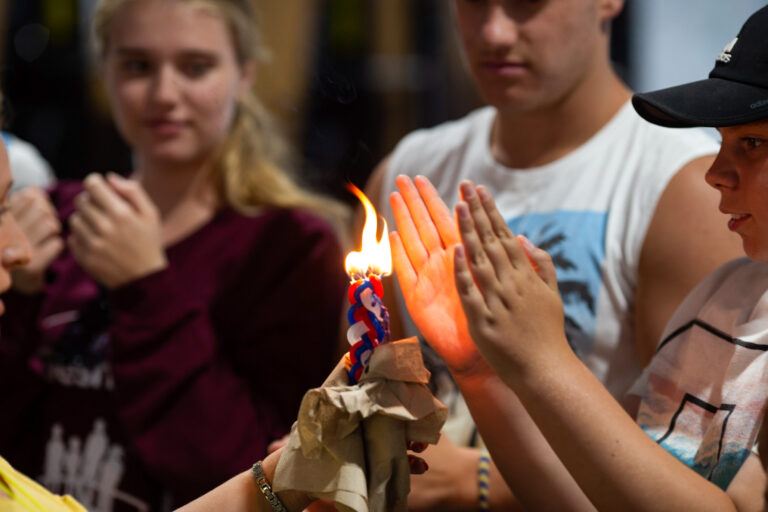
[{"xmin": 258, "ymin": 450, "xmax": 312, "ymax": 512}]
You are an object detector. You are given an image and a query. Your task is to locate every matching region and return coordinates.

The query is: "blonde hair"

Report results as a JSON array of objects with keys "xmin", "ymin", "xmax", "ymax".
[{"xmin": 92, "ymin": 0, "xmax": 349, "ymax": 237}]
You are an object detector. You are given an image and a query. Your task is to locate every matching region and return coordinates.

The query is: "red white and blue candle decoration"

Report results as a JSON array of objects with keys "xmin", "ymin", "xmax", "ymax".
[{"xmin": 344, "ymin": 184, "xmax": 392, "ymax": 384}]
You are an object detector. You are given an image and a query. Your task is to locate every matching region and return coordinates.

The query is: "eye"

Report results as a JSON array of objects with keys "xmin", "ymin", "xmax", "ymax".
[
  {"xmin": 181, "ymin": 59, "xmax": 215, "ymax": 78},
  {"xmin": 120, "ymin": 58, "xmax": 151, "ymax": 75},
  {"xmin": 743, "ymin": 137, "xmax": 765, "ymax": 150}
]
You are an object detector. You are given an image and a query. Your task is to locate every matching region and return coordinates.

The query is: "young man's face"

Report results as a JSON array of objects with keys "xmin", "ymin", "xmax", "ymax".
[
  {"xmin": 707, "ymin": 120, "xmax": 768, "ymax": 262},
  {"xmin": 453, "ymin": 0, "xmax": 621, "ymax": 112}
]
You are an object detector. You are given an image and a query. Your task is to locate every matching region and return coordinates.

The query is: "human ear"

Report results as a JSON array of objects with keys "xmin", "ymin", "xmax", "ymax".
[{"xmin": 598, "ymin": 0, "xmax": 624, "ymax": 21}]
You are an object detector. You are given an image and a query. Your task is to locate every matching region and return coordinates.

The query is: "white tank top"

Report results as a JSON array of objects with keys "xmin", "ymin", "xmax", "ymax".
[{"xmin": 380, "ymin": 102, "xmax": 719, "ymax": 416}]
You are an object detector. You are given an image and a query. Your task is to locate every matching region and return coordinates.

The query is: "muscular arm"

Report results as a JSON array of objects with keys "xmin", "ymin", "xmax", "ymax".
[{"xmin": 636, "ymin": 155, "xmax": 743, "ymax": 364}]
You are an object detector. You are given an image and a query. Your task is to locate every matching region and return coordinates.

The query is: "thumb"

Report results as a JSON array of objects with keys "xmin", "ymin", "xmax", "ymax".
[
  {"xmin": 106, "ymin": 173, "xmax": 156, "ymax": 217},
  {"xmin": 517, "ymin": 235, "xmax": 558, "ymax": 292}
]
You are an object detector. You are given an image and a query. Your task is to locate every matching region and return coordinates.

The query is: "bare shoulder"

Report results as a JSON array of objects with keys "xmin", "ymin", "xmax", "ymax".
[
  {"xmin": 635, "ymin": 155, "xmax": 743, "ymax": 363},
  {"xmin": 642, "ymin": 154, "xmax": 742, "ymax": 271}
]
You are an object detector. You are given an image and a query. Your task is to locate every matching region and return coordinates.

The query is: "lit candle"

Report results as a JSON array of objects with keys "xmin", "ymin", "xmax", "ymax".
[{"xmin": 345, "ymin": 184, "xmax": 392, "ymax": 384}]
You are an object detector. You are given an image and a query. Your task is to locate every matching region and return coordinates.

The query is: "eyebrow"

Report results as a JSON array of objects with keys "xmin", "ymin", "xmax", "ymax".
[{"xmin": 115, "ymin": 47, "xmax": 218, "ymax": 59}]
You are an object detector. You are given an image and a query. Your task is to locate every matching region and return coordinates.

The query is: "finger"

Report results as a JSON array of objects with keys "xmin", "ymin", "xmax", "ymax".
[
  {"xmin": 83, "ymin": 173, "xmax": 132, "ymax": 218},
  {"xmin": 453, "ymin": 242, "xmax": 491, "ymax": 320},
  {"xmin": 407, "ymin": 441, "xmax": 428, "ymax": 453},
  {"xmin": 459, "ymin": 182, "xmax": 518, "ymax": 283},
  {"xmin": 35, "ymin": 236, "xmax": 65, "ymax": 267},
  {"xmin": 68, "ymin": 212, "xmax": 97, "ymax": 246},
  {"xmin": 267, "ymin": 436, "xmax": 289, "ymax": 454},
  {"xmin": 10, "ymin": 189, "xmax": 57, "ymax": 229},
  {"xmin": 413, "ymin": 175, "xmax": 459, "ymax": 247},
  {"xmin": 518, "ymin": 235, "xmax": 558, "ymax": 292},
  {"xmin": 475, "ymin": 185, "xmax": 530, "ymax": 270},
  {"xmin": 395, "ymin": 175, "xmax": 443, "ymax": 254},
  {"xmin": 408, "ymin": 455, "xmax": 429, "ymax": 475},
  {"xmin": 389, "ymin": 231, "xmax": 417, "ymax": 292},
  {"xmin": 75, "ymin": 192, "xmax": 111, "ymax": 236},
  {"xmin": 107, "ymin": 173, "xmax": 156, "ymax": 217},
  {"xmin": 21, "ymin": 214, "xmax": 61, "ymax": 247},
  {"xmin": 390, "ymin": 191, "xmax": 428, "ymax": 270},
  {"xmin": 67, "ymin": 232, "xmax": 87, "ymax": 267}
]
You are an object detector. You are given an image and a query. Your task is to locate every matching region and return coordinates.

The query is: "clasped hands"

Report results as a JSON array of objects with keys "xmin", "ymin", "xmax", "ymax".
[
  {"xmin": 389, "ymin": 175, "xmax": 570, "ymax": 388},
  {"xmin": 10, "ymin": 173, "xmax": 166, "ymax": 292}
]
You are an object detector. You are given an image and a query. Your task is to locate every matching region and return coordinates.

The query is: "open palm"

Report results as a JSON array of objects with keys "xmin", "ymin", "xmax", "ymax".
[{"xmin": 389, "ymin": 176, "xmax": 490, "ymax": 378}]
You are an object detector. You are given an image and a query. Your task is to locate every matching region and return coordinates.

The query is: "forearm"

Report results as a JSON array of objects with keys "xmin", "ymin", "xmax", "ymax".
[
  {"xmin": 510, "ymin": 351, "xmax": 738, "ymax": 512},
  {"xmin": 455, "ymin": 371, "xmax": 596, "ymax": 511},
  {"xmin": 175, "ymin": 449, "xmax": 311, "ymax": 512}
]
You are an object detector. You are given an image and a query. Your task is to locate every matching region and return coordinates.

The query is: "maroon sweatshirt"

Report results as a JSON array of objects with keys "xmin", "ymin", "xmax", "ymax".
[{"xmin": 0, "ymin": 182, "xmax": 347, "ymax": 511}]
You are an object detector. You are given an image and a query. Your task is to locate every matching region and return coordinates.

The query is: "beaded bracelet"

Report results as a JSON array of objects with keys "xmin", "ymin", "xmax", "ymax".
[
  {"xmin": 252, "ymin": 461, "xmax": 288, "ymax": 512},
  {"xmin": 478, "ymin": 448, "xmax": 491, "ymax": 511}
]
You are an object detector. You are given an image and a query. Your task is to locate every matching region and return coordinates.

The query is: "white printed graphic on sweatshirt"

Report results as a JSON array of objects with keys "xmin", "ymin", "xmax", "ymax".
[{"xmin": 39, "ymin": 419, "xmax": 148, "ymax": 512}]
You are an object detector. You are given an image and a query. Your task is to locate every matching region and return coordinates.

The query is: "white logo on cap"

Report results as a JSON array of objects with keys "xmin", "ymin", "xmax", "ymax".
[{"xmin": 717, "ymin": 37, "xmax": 738, "ymax": 64}]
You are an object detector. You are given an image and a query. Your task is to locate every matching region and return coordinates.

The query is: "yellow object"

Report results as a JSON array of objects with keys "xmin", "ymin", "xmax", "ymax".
[{"xmin": 0, "ymin": 455, "xmax": 86, "ymax": 512}]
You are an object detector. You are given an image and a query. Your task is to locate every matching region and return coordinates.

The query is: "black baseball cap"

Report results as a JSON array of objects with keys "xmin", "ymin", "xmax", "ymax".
[{"xmin": 632, "ymin": 5, "xmax": 768, "ymax": 128}]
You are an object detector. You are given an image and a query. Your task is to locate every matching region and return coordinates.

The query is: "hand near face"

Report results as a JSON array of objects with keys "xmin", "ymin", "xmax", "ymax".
[
  {"xmin": 9, "ymin": 187, "xmax": 64, "ymax": 294},
  {"xmin": 389, "ymin": 175, "xmax": 492, "ymax": 381},
  {"xmin": 453, "ymin": 181, "xmax": 568, "ymax": 381},
  {"xmin": 68, "ymin": 173, "xmax": 167, "ymax": 289}
]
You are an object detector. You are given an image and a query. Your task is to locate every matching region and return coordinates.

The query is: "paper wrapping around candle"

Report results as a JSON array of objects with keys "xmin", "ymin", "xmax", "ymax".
[{"xmin": 273, "ymin": 337, "xmax": 447, "ymax": 512}]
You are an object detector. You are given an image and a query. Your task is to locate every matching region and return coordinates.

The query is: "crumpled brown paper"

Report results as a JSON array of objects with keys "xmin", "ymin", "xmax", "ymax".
[{"xmin": 273, "ymin": 337, "xmax": 447, "ymax": 512}]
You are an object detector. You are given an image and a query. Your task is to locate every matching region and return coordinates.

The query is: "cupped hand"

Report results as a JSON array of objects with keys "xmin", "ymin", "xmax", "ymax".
[
  {"xmin": 9, "ymin": 187, "xmax": 64, "ymax": 294},
  {"xmin": 68, "ymin": 173, "xmax": 167, "ymax": 289},
  {"xmin": 452, "ymin": 181, "xmax": 568, "ymax": 383},
  {"xmin": 389, "ymin": 175, "xmax": 492, "ymax": 382}
]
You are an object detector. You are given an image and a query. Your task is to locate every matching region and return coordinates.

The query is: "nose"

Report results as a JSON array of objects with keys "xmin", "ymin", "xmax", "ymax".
[
  {"xmin": 705, "ymin": 146, "xmax": 739, "ymax": 191},
  {"xmin": 481, "ymin": 3, "xmax": 519, "ymax": 48},
  {"xmin": 149, "ymin": 64, "xmax": 180, "ymax": 106},
  {"xmin": 2, "ymin": 217, "xmax": 31, "ymax": 270}
]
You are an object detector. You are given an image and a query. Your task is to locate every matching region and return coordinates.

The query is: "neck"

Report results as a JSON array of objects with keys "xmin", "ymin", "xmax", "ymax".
[
  {"xmin": 133, "ymin": 156, "xmax": 218, "ymax": 215},
  {"xmin": 490, "ymin": 58, "xmax": 631, "ymax": 169}
]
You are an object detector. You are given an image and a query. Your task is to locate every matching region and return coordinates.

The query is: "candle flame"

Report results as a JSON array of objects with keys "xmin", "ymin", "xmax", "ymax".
[{"xmin": 345, "ymin": 184, "xmax": 391, "ymax": 280}]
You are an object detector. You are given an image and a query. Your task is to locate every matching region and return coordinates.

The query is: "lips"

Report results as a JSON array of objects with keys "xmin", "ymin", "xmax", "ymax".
[
  {"xmin": 479, "ymin": 60, "xmax": 527, "ymax": 77},
  {"xmin": 727, "ymin": 213, "xmax": 751, "ymax": 232},
  {"xmin": 146, "ymin": 119, "xmax": 186, "ymax": 136}
]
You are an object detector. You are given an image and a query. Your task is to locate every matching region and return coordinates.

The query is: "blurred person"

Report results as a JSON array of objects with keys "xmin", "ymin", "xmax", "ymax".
[
  {"xmin": 1, "ymin": 132, "xmax": 55, "ymax": 193},
  {"xmin": 388, "ymin": 5, "xmax": 768, "ymax": 509},
  {"xmin": 0, "ymin": 90, "xmax": 55, "ymax": 193},
  {"xmin": 364, "ymin": 0, "xmax": 743, "ymax": 509},
  {"xmin": 0, "ymin": 105, "xmax": 81, "ymax": 511},
  {"xmin": 0, "ymin": 0, "xmax": 347, "ymax": 510}
]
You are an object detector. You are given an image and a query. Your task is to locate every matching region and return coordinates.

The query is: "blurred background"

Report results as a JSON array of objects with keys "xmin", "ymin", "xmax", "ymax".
[{"xmin": 0, "ymin": 0, "xmax": 764, "ymax": 204}]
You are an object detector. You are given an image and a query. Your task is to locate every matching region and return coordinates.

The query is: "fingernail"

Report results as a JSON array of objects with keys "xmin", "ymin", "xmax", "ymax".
[
  {"xmin": 456, "ymin": 203, "xmax": 470, "ymax": 219},
  {"xmin": 460, "ymin": 182, "xmax": 475, "ymax": 198},
  {"xmin": 518, "ymin": 235, "xmax": 535, "ymax": 252},
  {"xmin": 454, "ymin": 245, "xmax": 465, "ymax": 260},
  {"xmin": 477, "ymin": 186, "xmax": 490, "ymax": 201}
]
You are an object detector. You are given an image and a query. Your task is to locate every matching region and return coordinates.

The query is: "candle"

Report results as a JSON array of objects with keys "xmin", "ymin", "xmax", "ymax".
[{"xmin": 344, "ymin": 185, "xmax": 392, "ymax": 384}]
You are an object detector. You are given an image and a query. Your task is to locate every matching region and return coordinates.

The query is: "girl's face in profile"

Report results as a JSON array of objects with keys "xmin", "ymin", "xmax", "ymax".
[
  {"xmin": 0, "ymin": 141, "xmax": 31, "ymax": 314},
  {"xmin": 102, "ymin": 0, "xmax": 252, "ymax": 169},
  {"xmin": 707, "ymin": 120, "xmax": 768, "ymax": 262}
]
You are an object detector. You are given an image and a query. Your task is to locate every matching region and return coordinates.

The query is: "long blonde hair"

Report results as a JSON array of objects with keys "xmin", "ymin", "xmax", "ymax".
[{"xmin": 92, "ymin": 0, "xmax": 349, "ymax": 235}]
